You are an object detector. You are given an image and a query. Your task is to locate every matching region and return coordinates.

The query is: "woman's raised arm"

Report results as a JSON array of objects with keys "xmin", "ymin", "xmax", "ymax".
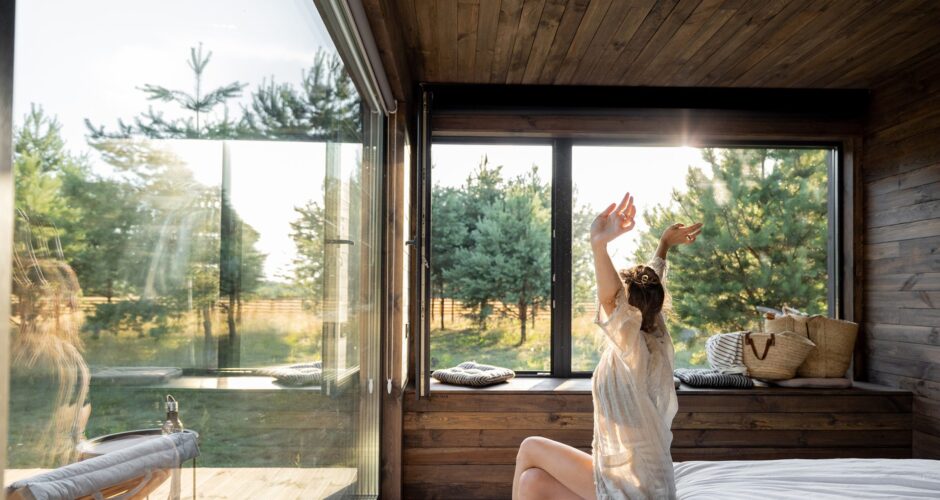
[{"xmin": 591, "ymin": 192, "xmax": 636, "ymax": 316}]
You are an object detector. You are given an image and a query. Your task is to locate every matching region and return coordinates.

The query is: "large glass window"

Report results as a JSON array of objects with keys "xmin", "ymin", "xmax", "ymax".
[
  {"xmin": 430, "ymin": 144, "xmax": 553, "ymax": 372},
  {"xmin": 9, "ymin": 1, "xmax": 382, "ymax": 497},
  {"xmin": 572, "ymin": 146, "xmax": 832, "ymax": 371},
  {"xmin": 428, "ymin": 142, "xmax": 833, "ymax": 377}
]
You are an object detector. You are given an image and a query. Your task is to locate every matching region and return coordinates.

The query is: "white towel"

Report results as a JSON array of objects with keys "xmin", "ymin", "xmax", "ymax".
[
  {"xmin": 8, "ymin": 431, "xmax": 199, "ymax": 500},
  {"xmin": 705, "ymin": 332, "xmax": 749, "ymax": 375}
]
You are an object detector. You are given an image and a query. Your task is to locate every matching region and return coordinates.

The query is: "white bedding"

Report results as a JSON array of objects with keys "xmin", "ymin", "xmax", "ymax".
[{"xmin": 675, "ymin": 458, "xmax": 940, "ymax": 499}]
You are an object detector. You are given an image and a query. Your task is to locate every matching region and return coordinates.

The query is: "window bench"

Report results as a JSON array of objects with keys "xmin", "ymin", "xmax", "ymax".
[{"xmin": 403, "ymin": 379, "xmax": 912, "ymax": 499}]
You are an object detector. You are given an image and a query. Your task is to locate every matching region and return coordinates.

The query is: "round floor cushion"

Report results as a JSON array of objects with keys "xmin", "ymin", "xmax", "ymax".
[{"xmin": 432, "ymin": 361, "xmax": 516, "ymax": 387}]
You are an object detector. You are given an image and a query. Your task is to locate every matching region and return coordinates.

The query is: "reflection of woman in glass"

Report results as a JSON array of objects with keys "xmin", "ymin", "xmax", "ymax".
[
  {"xmin": 11, "ymin": 212, "xmax": 90, "ymax": 466},
  {"xmin": 513, "ymin": 192, "xmax": 702, "ymax": 499}
]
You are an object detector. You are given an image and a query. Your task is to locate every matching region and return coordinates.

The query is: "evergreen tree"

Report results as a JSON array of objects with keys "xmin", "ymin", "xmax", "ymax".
[
  {"xmin": 241, "ymin": 49, "xmax": 361, "ymax": 142},
  {"xmin": 450, "ymin": 167, "xmax": 552, "ymax": 344},
  {"xmin": 13, "ymin": 106, "xmax": 85, "ymax": 256},
  {"xmin": 634, "ymin": 148, "xmax": 829, "ymax": 363},
  {"xmin": 430, "ymin": 186, "xmax": 465, "ymax": 329},
  {"xmin": 85, "ymin": 43, "xmax": 247, "ymax": 140},
  {"xmin": 288, "ymin": 200, "xmax": 326, "ymax": 310}
]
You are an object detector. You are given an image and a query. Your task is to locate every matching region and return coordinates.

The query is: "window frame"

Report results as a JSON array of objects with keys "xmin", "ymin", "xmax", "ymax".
[{"xmin": 427, "ymin": 137, "xmax": 845, "ymax": 379}]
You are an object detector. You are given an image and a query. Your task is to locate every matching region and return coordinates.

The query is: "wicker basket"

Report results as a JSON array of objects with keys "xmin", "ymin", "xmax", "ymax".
[
  {"xmin": 743, "ymin": 331, "xmax": 816, "ymax": 381},
  {"xmin": 765, "ymin": 315, "xmax": 858, "ymax": 378}
]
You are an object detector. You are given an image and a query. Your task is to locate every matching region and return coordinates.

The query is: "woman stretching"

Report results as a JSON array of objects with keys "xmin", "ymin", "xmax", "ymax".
[{"xmin": 512, "ymin": 192, "xmax": 702, "ymax": 500}]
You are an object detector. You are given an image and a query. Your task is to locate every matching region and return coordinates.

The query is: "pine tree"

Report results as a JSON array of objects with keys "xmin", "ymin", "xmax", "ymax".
[
  {"xmin": 450, "ymin": 167, "xmax": 552, "ymax": 344},
  {"xmin": 241, "ymin": 49, "xmax": 361, "ymax": 142},
  {"xmin": 85, "ymin": 43, "xmax": 247, "ymax": 140},
  {"xmin": 430, "ymin": 186, "xmax": 466, "ymax": 329},
  {"xmin": 634, "ymin": 148, "xmax": 830, "ymax": 364},
  {"xmin": 289, "ymin": 200, "xmax": 326, "ymax": 309}
]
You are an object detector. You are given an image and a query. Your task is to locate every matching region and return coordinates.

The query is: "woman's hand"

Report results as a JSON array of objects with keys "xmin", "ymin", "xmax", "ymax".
[
  {"xmin": 591, "ymin": 192, "xmax": 636, "ymax": 248},
  {"xmin": 660, "ymin": 222, "xmax": 703, "ymax": 248}
]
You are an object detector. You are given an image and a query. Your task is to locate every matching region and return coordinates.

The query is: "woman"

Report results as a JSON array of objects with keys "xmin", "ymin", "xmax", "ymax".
[{"xmin": 512, "ymin": 192, "xmax": 702, "ymax": 500}]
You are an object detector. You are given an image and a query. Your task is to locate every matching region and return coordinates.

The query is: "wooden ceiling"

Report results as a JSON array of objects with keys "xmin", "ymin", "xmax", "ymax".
[{"xmin": 386, "ymin": 0, "xmax": 940, "ymax": 88}]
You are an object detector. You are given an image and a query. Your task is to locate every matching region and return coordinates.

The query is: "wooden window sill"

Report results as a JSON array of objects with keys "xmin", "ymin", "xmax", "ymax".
[{"xmin": 428, "ymin": 377, "xmax": 909, "ymax": 396}]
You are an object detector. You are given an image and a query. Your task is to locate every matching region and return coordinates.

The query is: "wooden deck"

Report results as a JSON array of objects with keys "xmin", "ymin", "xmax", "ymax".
[{"xmin": 5, "ymin": 467, "xmax": 357, "ymax": 499}]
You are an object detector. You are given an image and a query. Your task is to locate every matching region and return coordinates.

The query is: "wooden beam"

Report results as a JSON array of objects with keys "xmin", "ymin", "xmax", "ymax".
[{"xmin": 361, "ymin": 0, "xmax": 416, "ymax": 123}]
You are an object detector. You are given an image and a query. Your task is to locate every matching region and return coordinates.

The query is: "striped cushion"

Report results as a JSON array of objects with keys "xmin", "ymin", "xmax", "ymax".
[
  {"xmin": 256, "ymin": 361, "xmax": 322, "ymax": 386},
  {"xmin": 432, "ymin": 362, "xmax": 515, "ymax": 387},
  {"xmin": 674, "ymin": 368, "xmax": 754, "ymax": 388},
  {"xmin": 705, "ymin": 332, "xmax": 749, "ymax": 375}
]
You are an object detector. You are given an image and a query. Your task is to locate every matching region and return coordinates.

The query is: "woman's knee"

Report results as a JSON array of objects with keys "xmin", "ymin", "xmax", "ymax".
[
  {"xmin": 517, "ymin": 436, "xmax": 549, "ymax": 464},
  {"xmin": 518, "ymin": 467, "xmax": 551, "ymax": 499}
]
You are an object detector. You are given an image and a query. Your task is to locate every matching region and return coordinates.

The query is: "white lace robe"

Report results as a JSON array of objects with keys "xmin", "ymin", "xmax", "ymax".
[{"xmin": 592, "ymin": 255, "xmax": 678, "ymax": 500}]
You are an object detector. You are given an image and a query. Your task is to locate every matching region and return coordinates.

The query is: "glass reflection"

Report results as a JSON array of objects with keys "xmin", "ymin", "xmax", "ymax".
[{"xmin": 8, "ymin": 1, "xmax": 382, "ymax": 497}]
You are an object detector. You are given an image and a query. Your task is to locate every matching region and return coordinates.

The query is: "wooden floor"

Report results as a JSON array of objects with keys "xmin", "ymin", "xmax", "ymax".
[{"xmin": 5, "ymin": 467, "xmax": 357, "ymax": 499}]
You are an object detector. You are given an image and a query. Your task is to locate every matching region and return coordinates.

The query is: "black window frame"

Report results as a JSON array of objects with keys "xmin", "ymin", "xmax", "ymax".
[
  {"xmin": 412, "ymin": 84, "xmax": 865, "ymax": 397},
  {"xmin": 425, "ymin": 137, "xmax": 843, "ymax": 379}
]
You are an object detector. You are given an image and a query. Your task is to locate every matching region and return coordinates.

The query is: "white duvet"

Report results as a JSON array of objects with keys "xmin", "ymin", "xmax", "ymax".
[{"xmin": 674, "ymin": 458, "xmax": 940, "ymax": 499}]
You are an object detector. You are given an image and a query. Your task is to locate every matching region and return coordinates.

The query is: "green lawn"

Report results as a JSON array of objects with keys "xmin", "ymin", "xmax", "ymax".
[
  {"xmin": 8, "ymin": 307, "xmax": 335, "ymax": 469},
  {"xmin": 432, "ymin": 311, "xmax": 706, "ymax": 373}
]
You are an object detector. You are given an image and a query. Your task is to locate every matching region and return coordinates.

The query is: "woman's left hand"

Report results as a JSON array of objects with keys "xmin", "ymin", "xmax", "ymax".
[
  {"xmin": 660, "ymin": 222, "xmax": 703, "ymax": 248},
  {"xmin": 591, "ymin": 192, "xmax": 636, "ymax": 247}
]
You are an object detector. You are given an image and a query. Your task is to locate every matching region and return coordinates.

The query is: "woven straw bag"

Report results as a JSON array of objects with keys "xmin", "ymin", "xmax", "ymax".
[
  {"xmin": 743, "ymin": 331, "xmax": 816, "ymax": 380},
  {"xmin": 764, "ymin": 315, "xmax": 858, "ymax": 378}
]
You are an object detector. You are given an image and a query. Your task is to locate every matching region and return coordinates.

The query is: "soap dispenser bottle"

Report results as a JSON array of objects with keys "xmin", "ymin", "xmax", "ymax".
[{"xmin": 161, "ymin": 395, "xmax": 184, "ymax": 435}]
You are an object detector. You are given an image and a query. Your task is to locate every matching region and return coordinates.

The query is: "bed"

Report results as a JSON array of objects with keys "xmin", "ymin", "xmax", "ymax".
[{"xmin": 675, "ymin": 458, "xmax": 940, "ymax": 499}]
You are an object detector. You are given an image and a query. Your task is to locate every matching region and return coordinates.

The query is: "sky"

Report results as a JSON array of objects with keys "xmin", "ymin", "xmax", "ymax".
[
  {"xmin": 13, "ymin": 0, "xmax": 710, "ymax": 280},
  {"xmin": 13, "ymin": 0, "xmax": 344, "ymax": 281},
  {"xmin": 432, "ymin": 144, "xmax": 709, "ymax": 264}
]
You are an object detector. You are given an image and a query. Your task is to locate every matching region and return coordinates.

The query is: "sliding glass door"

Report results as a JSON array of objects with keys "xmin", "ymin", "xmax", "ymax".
[{"xmin": 6, "ymin": 0, "xmax": 383, "ymax": 497}]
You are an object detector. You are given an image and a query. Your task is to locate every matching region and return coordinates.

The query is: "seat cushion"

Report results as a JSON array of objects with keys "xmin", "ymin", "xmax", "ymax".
[
  {"xmin": 432, "ymin": 362, "xmax": 515, "ymax": 387},
  {"xmin": 256, "ymin": 361, "xmax": 322, "ymax": 386}
]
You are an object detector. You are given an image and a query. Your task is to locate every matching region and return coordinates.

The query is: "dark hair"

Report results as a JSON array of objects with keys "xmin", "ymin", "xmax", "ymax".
[{"xmin": 619, "ymin": 265, "xmax": 665, "ymax": 333}]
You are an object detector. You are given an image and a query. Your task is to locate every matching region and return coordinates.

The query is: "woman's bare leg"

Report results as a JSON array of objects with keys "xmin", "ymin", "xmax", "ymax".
[
  {"xmin": 517, "ymin": 468, "xmax": 581, "ymax": 500},
  {"xmin": 512, "ymin": 436, "xmax": 595, "ymax": 500}
]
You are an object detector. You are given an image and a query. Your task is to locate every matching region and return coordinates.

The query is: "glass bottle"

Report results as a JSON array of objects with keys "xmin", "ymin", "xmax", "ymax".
[{"xmin": 161, "ymin": 395, "xmax": 184, "ymax": 434}]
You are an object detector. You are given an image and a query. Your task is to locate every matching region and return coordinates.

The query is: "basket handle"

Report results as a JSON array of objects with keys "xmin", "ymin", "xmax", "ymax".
[{"xmin": 745, "ymin": 332, "xmax": 775, "ymax": 360}]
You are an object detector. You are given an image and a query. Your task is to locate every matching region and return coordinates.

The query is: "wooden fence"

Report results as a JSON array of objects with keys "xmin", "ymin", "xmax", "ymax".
[
  {"xmin": 77, "ymin": 297, "xmax": 311, "ymax": 315},
  {"xmin": 428, "ymin": 299, "xmax": 596, "ymax": 327}
]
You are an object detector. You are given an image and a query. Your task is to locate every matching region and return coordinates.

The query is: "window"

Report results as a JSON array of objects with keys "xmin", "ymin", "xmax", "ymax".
[
  {"xmin": 430, "ymin": 143, "xmax": 553, "ymax": 372},
  {"xmin": 571, "ymin": 146, "xmax": 833, "ymax": 372},
  {"xmin": 429, "ymin": 141, "xmax": 835, "ymax": 376},
  {"xmin": 9, "ymin": 0, "xmax": 383, "ymax": 496}
]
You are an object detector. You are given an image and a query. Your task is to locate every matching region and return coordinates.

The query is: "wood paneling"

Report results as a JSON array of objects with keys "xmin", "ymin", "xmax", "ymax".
[
  {"xmin": 380, "ymin": 115, "xmax": 411, "ymax": 499},
  {"xmin": 403, "ymin": 385, "xmax": 912, "ymax": 498},
  {"xmin": 383, "ymin": 0, "xmax": 940, "ymax": 88},
  {"xmin": 863, "ymin": 49, "xmax": 940, "ymax": 460}
]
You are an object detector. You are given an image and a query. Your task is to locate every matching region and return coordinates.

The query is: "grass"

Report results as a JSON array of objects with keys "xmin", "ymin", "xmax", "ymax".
[
  {"xmin": 9, "ymin": 306, "xmax": 335, "ymax": 469},
  {"xmin": 9, "ymin": 307, "xmax": 707, "ymax": 470},
  {"xmin": 81, "ymin": 308, "xmax": 323, "ymax": 368},
  {"xmin": 433, "ymin": 310, "xmax": 707, "ymax": 372}
]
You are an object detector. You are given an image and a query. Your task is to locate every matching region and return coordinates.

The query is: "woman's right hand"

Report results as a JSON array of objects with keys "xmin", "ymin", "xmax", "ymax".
[{"xmin": 591, "ymin": 192, "xmax": 636, "ymax": 248}]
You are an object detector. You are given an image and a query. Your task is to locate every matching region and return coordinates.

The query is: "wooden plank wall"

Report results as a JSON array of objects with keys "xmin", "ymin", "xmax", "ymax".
[
  {"xmin": 402, "ymin": 386, "xmax": 912, "ymax": 499},
  {"xmin": 863, "ymin": 50, "xmax": 940, "ymax": 460}
]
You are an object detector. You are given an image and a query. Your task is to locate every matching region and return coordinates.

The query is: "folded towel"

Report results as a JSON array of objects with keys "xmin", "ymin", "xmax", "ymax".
[
  {"xmin": 674, "ymin": 368, "xmax": 754, "ymax": 388},
  {"xmin": 705, "ymin": 332, "xmax": 749, "ymax": 375},
  {"xmin": 8, "ymin": 431, "xmax": 199, "ymax": 500}
]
